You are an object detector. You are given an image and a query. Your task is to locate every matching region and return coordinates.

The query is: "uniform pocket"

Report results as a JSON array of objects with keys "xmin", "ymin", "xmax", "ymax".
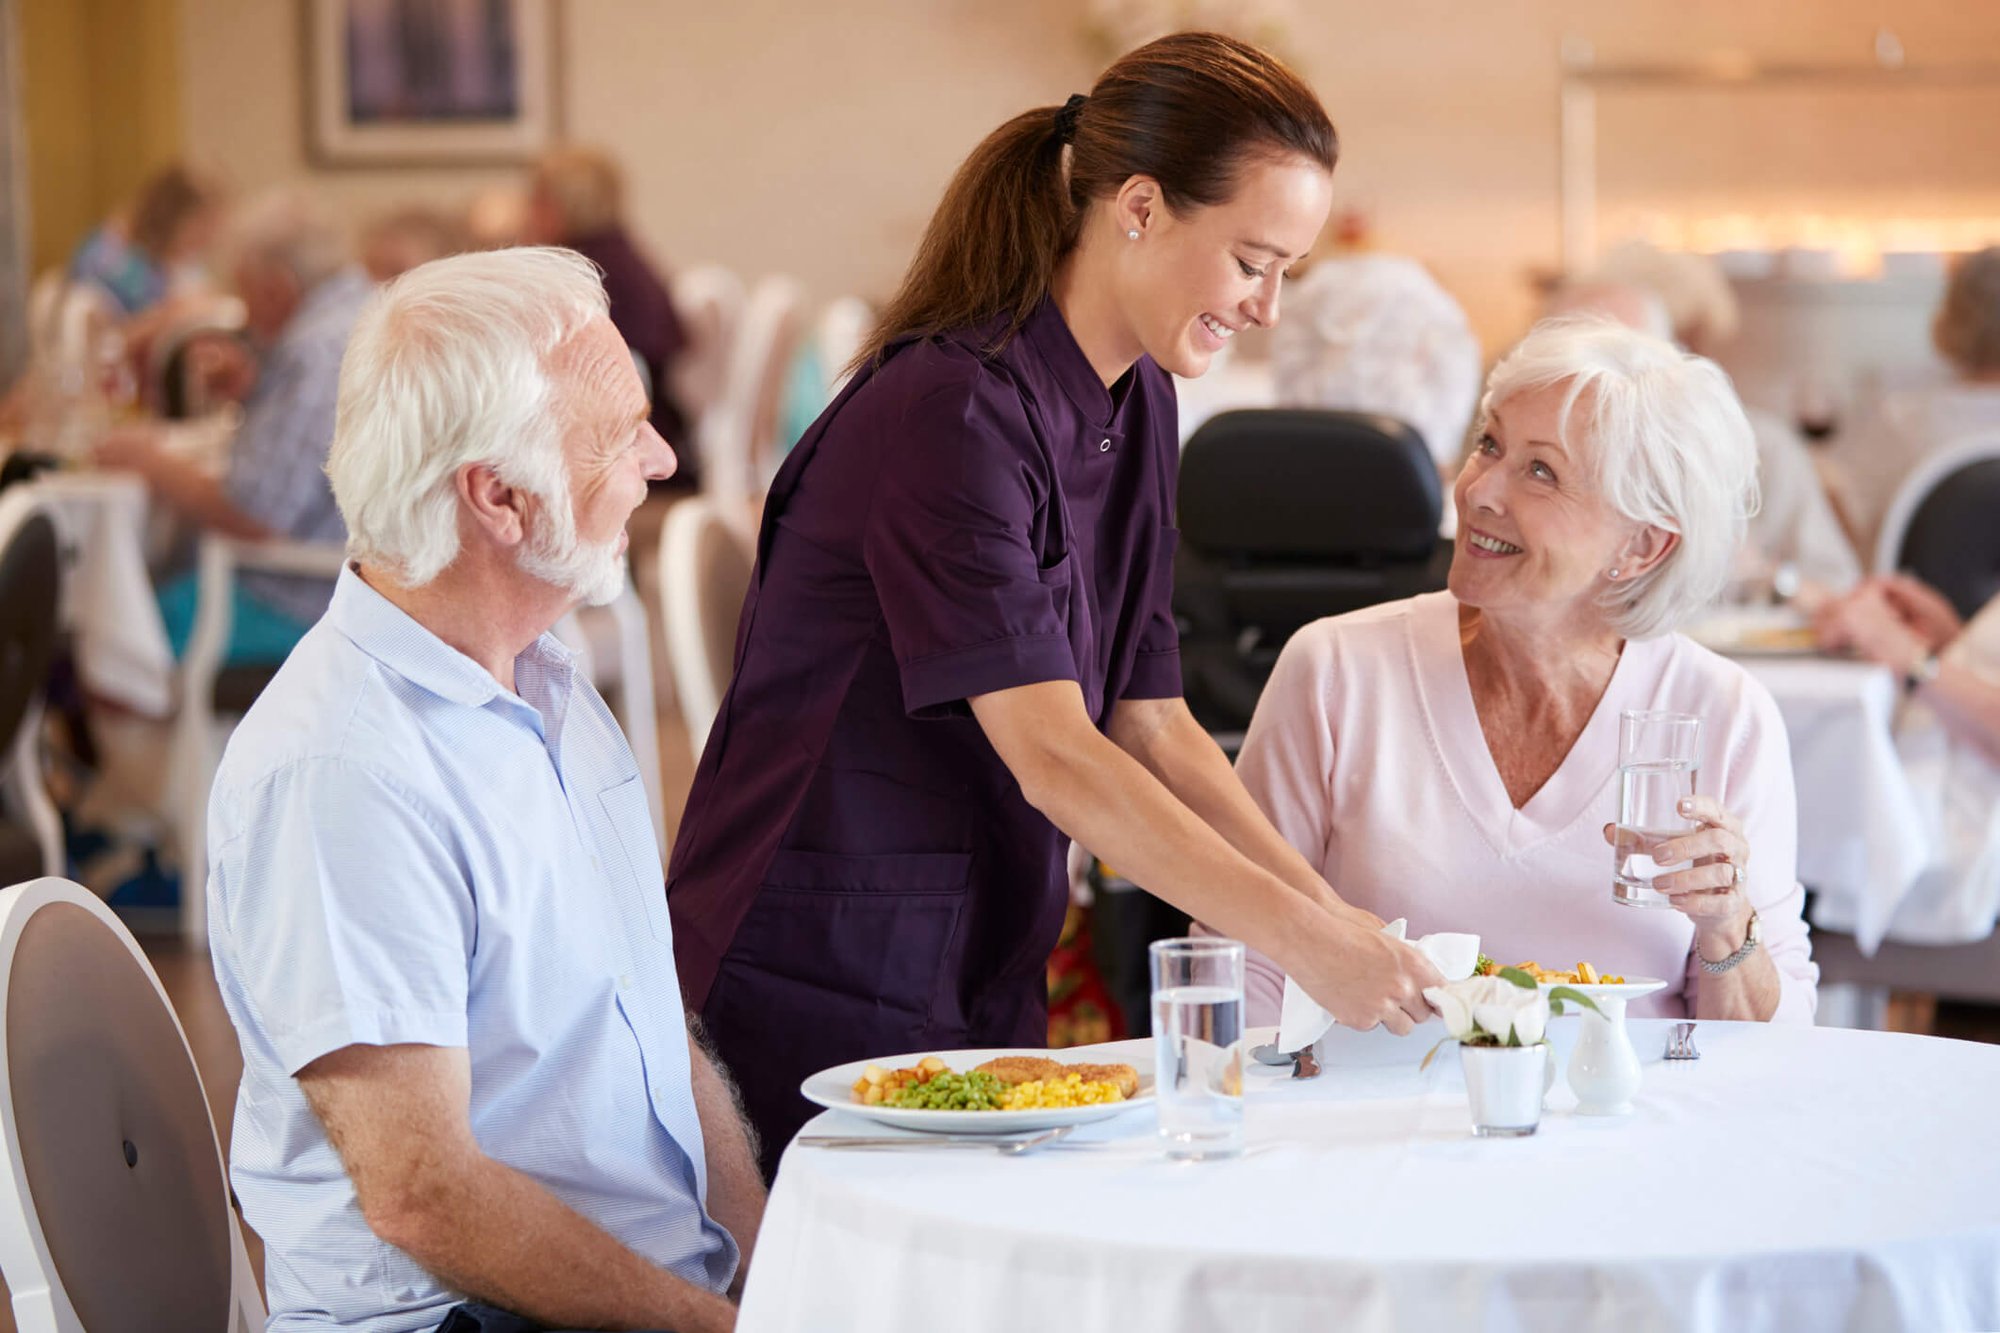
[
  {"xmin": 721, "ymin": 849, "xmax": 973, "ymax": 1034},
  {"xmin": 599, "ymin": 776, "xmax": 673, "ymax": 943}
]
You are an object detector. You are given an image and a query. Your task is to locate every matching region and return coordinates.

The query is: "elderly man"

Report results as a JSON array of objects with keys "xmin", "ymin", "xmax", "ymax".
[
  {"xmin": 207, "ymin": 247, "xmax": 762, "ymax": 1333},
  {"xmin": 97, "ymin": 188, "xmax": 373, "ymax": 663},
  {"xmin": 522, "ymin": 147, "xmax": 692, "ymax": 475}
]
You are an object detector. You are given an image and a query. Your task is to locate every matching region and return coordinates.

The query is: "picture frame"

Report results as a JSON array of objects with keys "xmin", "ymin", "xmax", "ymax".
[{"xmin": 302, "ymin": 0, "xmax": 560, "ymax": 167}]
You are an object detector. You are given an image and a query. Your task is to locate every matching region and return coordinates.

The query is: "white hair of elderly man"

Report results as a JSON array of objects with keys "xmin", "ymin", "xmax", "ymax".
[{"xmin": 326, "ymin": 245, "xmax": 626, "ymax": 602}]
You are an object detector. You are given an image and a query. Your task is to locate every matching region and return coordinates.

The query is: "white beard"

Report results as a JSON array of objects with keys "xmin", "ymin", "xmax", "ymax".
[{"xmin": 519, "ymin": 501, "xmax": 626, "ymax": 607}]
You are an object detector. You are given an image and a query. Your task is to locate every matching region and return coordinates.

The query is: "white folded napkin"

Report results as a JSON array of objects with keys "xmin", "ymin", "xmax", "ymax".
[{"xmin": 1276, "ymin": 918, "xmax": 1481, "ymax": 1052}]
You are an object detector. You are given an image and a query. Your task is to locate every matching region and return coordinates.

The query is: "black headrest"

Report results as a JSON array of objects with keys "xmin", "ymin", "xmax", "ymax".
[
  {"xmin": 1178, "ymin": 409, "xmax": 1441, "ymax": 559},
  {"xmin": 1897, "ymin": 457, "xmax": 2000, "ymax": 620}
]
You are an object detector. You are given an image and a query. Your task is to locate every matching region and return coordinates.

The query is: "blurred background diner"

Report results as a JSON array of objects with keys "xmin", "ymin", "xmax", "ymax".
[{"xmin": 5, "ymin": 0, "xmax": 2000, "ymax": 1314}]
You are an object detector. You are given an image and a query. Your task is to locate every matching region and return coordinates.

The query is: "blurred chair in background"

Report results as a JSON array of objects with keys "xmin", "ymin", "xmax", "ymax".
[
  {"xmin": 0, "ymin": 492, "xmax": 64, "ymax": 886},
  {"xmin": 1174, "ymin": 408, "xmax": 1446, "ymax": 736},
  {"xmin": 657, "ymin": 495, "xmax": 754, "ymax": 769}
]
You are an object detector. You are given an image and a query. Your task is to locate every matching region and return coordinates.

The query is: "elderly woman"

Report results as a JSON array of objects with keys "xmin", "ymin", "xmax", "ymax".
[
  {"xmin": 1827, "ymin": 246, "xmax": 2000, "ymax": 556},
  {"xmin": 1228, "ymin": 318, "xmax": 1819, "ymax": 1023}
]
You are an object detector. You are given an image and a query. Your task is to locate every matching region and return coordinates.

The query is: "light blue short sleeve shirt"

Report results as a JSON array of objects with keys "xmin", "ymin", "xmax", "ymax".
[{"xmin": 207, "ymin": 567, "xmax": 736, "ymax": 1332}]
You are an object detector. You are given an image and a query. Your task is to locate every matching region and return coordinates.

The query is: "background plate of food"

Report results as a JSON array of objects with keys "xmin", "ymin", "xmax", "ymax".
[
  {"xmin": 1477, "ymin": 957, "xmax": 1671, "ymax": 1002},
  {"xmin": 801, "ymin": 1048, "xmax": 1155, "ymax": 1134}
]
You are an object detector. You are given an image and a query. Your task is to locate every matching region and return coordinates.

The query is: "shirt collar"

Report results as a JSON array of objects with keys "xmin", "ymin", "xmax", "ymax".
[
  {"xmin": 326, "ymin": 565, "xmax": 577, "ymax": 714},
  {"xmin": 1016, "ymin": 296, "xmax": 1141, "ymax": 431}
]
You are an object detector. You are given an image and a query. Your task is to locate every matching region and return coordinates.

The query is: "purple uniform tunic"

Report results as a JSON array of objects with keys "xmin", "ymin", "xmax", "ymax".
[{"xmin": 666, "ymin": 298, "xmax": 1181, "ymax": 1171}]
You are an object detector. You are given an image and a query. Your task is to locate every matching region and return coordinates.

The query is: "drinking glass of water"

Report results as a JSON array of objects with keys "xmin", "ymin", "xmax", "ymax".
[
  {"xmin": 1148, "ymin": 937, "xmax": 1245, "ymax": 1160},
  {"xmin": 1612, "ymin": 710, "xmax": 1702, "ymax": 909}
]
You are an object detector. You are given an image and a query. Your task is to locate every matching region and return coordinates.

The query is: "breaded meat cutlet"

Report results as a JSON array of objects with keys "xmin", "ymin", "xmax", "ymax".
[
  {"xmin": 1065, "ymin": 1062, "xmax": 1140, "ymax": 1098},
  {"xmin": 974, "ymin": 1055, "xmax": 1066, "ymax": 1085}
]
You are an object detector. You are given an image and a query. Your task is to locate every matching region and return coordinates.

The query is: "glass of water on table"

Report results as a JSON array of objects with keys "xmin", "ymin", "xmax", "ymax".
[
  {"xmin": 1149, "ymin": 937, "xmax": 1245, "ymax": 1160},
  {"xmin": 1612, "ymin": 709, "xmax": 1702, "ymax": 908}
]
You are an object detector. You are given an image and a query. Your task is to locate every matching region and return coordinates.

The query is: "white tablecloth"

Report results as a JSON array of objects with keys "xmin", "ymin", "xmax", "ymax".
[
  {"xmin": 29, "ymin": 471, "xmax": 176, "ymax": 717},
  {"xmin": 1732, "ymin": 656, "xmax": 1933, "ymax": 950},
  {"xmin": 741, "ymin": 1023, "xmax": 2000, "ymax": 1333}
]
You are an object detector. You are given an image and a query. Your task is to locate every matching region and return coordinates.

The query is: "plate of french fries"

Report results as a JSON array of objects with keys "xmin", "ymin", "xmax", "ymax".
[
  {"xmin": 801, "ymin": 1048, "xmax": 1155, "ymax": 1134},
  {"xmin": 1473, "ymin": 956, "xmax": 1669, "ymax": 1000}
]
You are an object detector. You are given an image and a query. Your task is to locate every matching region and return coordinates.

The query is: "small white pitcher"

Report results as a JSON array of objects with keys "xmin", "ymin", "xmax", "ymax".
[
  {"xmin": 1567, "ymin": 995, "xmax": 1642, "ymax": 1115},
  {"xmin": 1460, "ymin": 1043, "xmax": 1549, "ymax": 1137}
]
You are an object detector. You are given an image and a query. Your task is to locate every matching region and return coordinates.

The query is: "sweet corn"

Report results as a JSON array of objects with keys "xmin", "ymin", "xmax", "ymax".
[{"xmin": 997, "ymin": 1072, "xmax": 1125, "ymax": 1110}]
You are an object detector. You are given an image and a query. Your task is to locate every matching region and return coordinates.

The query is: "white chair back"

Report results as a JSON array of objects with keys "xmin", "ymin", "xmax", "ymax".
[
  {"xmin": 704, "ymin": 275, "xmax": 806, "ymax": 534},
  {"xmin": 0, "ymin": 877, "xmax": 264, "ymax": 1332},
  {"xmin": 669, "ymin": 265, "xmax": 745, "ymax": 456},
  {"xmin": 24, "ymin": 273, "xmax": 65, "ymax": 364},
  {"xmin": 171, "ymin": 536, "xmax": 348, "ymax": 946},
  {"xmin": 1873, "ymin": 431, "xmax": 2000, "ymax": 574},
  {"xmin": 658, "ymin": 497, "xmax": 755, "ymax": 765},
  {"xmin": 550, "ymin": 571, "xmax": 667, "ymax": 855},
  {"xmin": 814, "ymin": 295, "xmax": 874, "ymax": 404}
]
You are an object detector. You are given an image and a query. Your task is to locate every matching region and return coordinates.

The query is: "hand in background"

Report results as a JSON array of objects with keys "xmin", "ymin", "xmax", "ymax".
[{"xmin": 1813, "ymin": 582, "xmax": 1931, "ymax": 675}]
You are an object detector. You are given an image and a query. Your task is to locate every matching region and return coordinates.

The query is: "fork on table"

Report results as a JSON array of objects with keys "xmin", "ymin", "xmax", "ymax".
[{"xmin": 1665, "ymin": 1022, "xmax": 1700, "ymax": 1061}]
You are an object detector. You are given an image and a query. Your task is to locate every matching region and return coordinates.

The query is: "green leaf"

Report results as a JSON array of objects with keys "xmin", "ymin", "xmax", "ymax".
[
  {"xmin": 1547, "ymin": 985, "xmax": 1603, "ymax": 1018},
  {"xmin": 1497, "ymin": 966, "xmax": 1538, "ymax": 990}
]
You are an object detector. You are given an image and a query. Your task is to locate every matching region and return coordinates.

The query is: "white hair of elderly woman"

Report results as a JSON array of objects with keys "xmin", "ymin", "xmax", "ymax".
[
  {"xmin": 1483, "ymin": 317, "xmax": 1760, "ymax": 640},
  {"xmin": 1271, "ymin": 254, "xmax": 1482, "ymax": 469},
  {"xmin": 327, "ymin": 246, "xmax": 610, "ymax": 589}
]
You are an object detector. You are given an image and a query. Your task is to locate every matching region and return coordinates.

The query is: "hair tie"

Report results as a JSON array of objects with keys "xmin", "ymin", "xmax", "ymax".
[{"xmin": 1053, "ymin": 93, "xmax": 1088, "ymax": 145}]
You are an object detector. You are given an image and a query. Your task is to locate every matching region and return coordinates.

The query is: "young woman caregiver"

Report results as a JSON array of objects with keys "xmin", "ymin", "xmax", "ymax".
[{"xmin": 667, "ymin": 31, "xmax": 1440, "ymax": 1172}]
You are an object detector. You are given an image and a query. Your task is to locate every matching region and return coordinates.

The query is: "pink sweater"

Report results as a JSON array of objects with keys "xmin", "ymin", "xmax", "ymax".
[{"xmin": 1233, "ymin": 592, "xmax": 1819, "ymax": 1025}]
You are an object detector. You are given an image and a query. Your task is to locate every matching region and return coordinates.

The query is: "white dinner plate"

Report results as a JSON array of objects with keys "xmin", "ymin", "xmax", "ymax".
[
  {"xmin": 1538, "ymin": 976, "xmax": 1669, "ymax": 1002},
  {"xmin": 801, "ymin": 1047, "xmax": 1155, "ymax": 1135}
]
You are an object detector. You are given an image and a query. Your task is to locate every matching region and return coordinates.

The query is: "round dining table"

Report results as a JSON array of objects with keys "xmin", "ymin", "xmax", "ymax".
[{"xmin": 738, "ymin": 1019, "xmax": 2000, "ymax": 1332}]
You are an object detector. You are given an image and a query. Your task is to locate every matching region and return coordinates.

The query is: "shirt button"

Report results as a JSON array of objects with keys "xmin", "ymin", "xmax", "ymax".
[
  {"xmin": 617, "ymin": 974, "xmax": 632, "ymax": 991},
  {"xmin": 1099, "ymin": 438, "xmax": 1111, "ymax": 452},
  {"xmin": 590, "ymin": 854, "xmax": 601, "ymax": 872}
]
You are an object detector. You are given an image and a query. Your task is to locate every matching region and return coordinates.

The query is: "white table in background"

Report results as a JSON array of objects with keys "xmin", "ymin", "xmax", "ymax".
[
  {"xmin": 740, "ymin": 1023, "xmax": 2000, "ymax": 1333},
  {"xmin": 30, "ymin": 470, "xmax": 175, "ymax": 717},
  {"xmin": 1730, "ymin": 654, "xmax": 1933, "ymax": 951}
]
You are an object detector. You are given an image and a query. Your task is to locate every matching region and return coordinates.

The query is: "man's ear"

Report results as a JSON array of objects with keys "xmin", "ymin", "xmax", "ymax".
[
  {"xmin": 456, "ymin": 462, "xmax": 528, "ymax": 549},
  {"xmin": 1618, "ymin": 524, "xmax": 1679, "ymax": 580}
]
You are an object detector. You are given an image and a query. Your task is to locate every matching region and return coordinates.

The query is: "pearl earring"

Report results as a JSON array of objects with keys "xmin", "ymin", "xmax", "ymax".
[
  {"xmin": 1127, "ymin": 229, "xmax": 1140, "ymax": 240},
  {"xmin": 1608, "ymin": 569, "xmax": 1621, "ymax": 580}
]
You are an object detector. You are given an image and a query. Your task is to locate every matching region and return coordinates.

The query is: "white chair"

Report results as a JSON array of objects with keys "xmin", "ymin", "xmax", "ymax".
[
  {"xmin": 171, "ymin": 535, "xmax": 348, "ymax": 946},
  {"xmin": 551, "ymin": 568, "xmax": 667, "ymax": 854},
  {"xmin": 657, "ymin": 497, "xmax": 755, "ymax": 766},
  {"xmin": 669, "ymin": 265, "xmax": 745, "ymax": 468},
  {"xmin": 812, "ymin": 295, "xmax": 874, "ymax": 404},
  {"xmin": 0, "ymin": 491, "xmax": 64, "ymax": 885},
  {"xmin": 23, "ymin": 273, "xmax": 65, "ymax": 365},
  {"xmin": 0, "ymin": 876, "xmax": 264, "ymax": 1331},
  {"xmin": 704, "ymin": 275, "xmax": 806, "ymax": 537}
]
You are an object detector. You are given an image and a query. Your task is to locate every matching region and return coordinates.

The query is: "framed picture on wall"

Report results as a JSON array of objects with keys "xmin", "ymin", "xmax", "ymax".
[{"xmin": 304, "ymin": 0, "xmax": 560, "ymax": 166}]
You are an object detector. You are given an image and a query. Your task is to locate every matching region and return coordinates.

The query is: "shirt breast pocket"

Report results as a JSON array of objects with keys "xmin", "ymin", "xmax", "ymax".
[{"xmin": 599, "ymin": 776, "xmax": 673, "ymax": 944}]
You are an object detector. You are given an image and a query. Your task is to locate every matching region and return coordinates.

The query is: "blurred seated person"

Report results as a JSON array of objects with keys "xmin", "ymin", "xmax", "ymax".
[
  {"xmin": 1271, "ymin": 253, "xmax": 1483, "ymax": 475},
  {"xmin": 359, "ymin": 205, "xmax": 467, "ymax": 282},
  {"xmin": 1825, "ymin": 246, "xmax": 2000, "ymax": 560},
  {"xmin": 465, "ymin": 184, "xmax": 528, "ymax": 250},
  {"xmin": 94, "ymin": 189, "xmax": 372, "ymax": 665},
  {"xmin": 523, "ymin": 146, "xmax": 693, "ymax": 477},
  {"xmin": 1816, "ymin": 574, "xmax": 2000, "ymax": 939},
  {"xmin": 1214, "ymin": 319, "xmax": 1818, "ymax": 1024},
  {"xmin": 68, "ymin": 163, "xmax": 223, "ymax": 321},
  {"xmin": 1558, "ymin": 256, "xmax": 1861, "ymax": 597}
]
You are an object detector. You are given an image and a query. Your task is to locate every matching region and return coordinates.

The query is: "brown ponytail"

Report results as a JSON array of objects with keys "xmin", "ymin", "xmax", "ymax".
[{"xmin": 858, "ymin": 31, "xmax": 1336, "ymax": 367}]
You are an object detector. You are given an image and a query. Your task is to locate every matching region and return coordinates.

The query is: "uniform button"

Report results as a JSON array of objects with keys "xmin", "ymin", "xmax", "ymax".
[{"xmin": 1099, "ymin": 438, "xmax": 1111, "ymax": 452}]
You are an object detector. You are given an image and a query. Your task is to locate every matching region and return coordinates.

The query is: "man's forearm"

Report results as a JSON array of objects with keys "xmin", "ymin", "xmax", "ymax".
[
  {"xmin": 385, "ymin": 1154, "xmax": 735, "ymax": 1333},
  {"xmin": 688, "ymin": 1032, "xmax": 766, "ymax": 1290},
  {"xmin": 143, "ymin": 453, "xmax": 270, "ymax": 539}
]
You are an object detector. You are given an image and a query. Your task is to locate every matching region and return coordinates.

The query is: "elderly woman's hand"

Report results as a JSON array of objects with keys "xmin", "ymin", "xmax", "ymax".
[{"xmin": 1602, "ymin": 795, "xmax": 1754, "ymax": 955}]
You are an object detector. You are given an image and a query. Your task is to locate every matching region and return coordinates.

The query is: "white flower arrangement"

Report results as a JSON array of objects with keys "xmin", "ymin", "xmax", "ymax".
[{"xmin": 1419, "ymin": 968, "xmax": 1601, "ymax": 1069}]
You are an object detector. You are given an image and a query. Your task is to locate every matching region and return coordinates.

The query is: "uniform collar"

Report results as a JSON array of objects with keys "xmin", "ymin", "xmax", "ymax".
[
  {"xmin": 326, "ymin": 564, "xmax": 577, "ymax": 713},
  {"xmin": 1017, "ymin": 297, "xmax": 1142, "ymax": 432}
]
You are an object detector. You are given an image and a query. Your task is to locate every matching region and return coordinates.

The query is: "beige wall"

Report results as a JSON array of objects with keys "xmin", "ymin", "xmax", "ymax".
[
  {"xmin": 22, "ymin": 0, "xmax": 183, "ymax": 275},
  {"xmin": 178, "ymin": 0, "xmax": 2000, "ymax": 352}
]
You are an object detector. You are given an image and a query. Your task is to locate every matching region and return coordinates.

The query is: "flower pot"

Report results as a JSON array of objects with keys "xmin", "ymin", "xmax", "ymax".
[
  {"xmin": 1567, "ymin": 995, "xmax": 1642, "ymax": 1115},
  {"xmin": 1459, "ymin": 1042, "xmax": 1549, "ymax": 1137}
]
